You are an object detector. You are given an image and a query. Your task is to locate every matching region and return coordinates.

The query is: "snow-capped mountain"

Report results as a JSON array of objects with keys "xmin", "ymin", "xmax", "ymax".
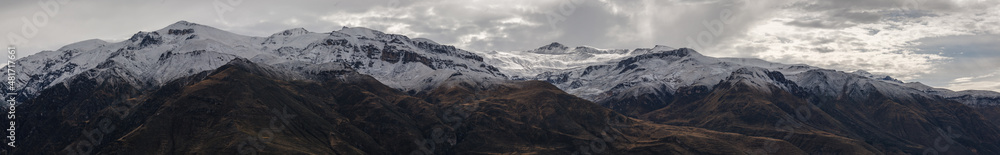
[
  {"xmin": 902, "ymin": 82, "xmax": 1000, "ymax": 107},
  {"xmin": 477, "ymin": 43, "xmax": 996, "ymax": 109},
  {"xmin": 1, "ymin": 21, "xmax": 505, "ymax": 101},
  {"xmin": 5, "ymin": 21, "xmax": 1000, "ymax": 154},
  {"xmin": 803, "ymin": 68, "xmax": 998, "ymax": 107},
  {"xmin": 5, "ymin": 20, "xmax": 995, "ymax": 109},
  {"xmin": 474, "ymin": 42, "xmax": 668, "ymax": 78},
  {"xmin": 527, "ymin": 47, "xmax": 818, "ymax": 102},
  {"xmin": 851, "ymin": 70, "xmax": 905, "ymax": 84},
  {"xmin": 3, "ymin": 20, "xmax": 996, "ymax": 109},
  {"xmin": 497, "ymin": 44, "xmax": 1000, "ymax": 154}
]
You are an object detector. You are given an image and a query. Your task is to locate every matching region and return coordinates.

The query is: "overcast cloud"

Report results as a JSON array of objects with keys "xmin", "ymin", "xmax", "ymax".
[{"xmin": 2, "ymin": 0, "xmax": 998, "ymax": 92}]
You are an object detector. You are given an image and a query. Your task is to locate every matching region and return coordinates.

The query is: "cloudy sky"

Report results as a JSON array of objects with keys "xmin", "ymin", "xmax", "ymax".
[{"xmin": 2, "ymin": 0, "xmax": 999, "ymax": 92}]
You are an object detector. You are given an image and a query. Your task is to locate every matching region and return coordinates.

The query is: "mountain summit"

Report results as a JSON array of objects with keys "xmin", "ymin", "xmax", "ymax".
[{"xmin": 1, "ymin": 21, "xmax": 505, "ymax": 101}]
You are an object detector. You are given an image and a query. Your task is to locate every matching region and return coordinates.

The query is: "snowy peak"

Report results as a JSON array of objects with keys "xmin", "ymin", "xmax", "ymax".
[
  {"xmin": 156, "ymin": 20, "xmax": 231, "ymax": 34},
  {"xmin": 573, "ymin": 46, "xmax": 599, "ymax": 53},
  {"xmin": 126, "ymin": 31, "xmax": 164, "ymax": 50},
  {"xmin": 335, "ymin": 26, "xmax": 387, "ymax": 39},
  {"xmin": 271, "ymin": 28, "xmax": 310, "ymax": 37},
  {"xmin": 527, "ymin": 42, "xmax": 629, "ymax": 55},
  {"xmin": 852, "ymin": 70, "xmax": 871, "ymax": 75},
  {"xmin": 163, "ymin": 20, "xmax": 197, "ymax": 29},
  {"xmin": 58, "ymin": 39, "xmax": 108, "ymax": 51},
  {"xmin": 529, "ymin": 47, "xmax": 821, "ymax": 102},
  {"xmin": 528, "ymin": 43, "xmax": 679, "ymax": 55},
  {"xmin": 722, "ymin": 67, "xmax": 797, "ymax": 93},
  {"xmin": 532, "ymin": 42, "xmax": 569, "ymax": 53},
  {"xmin": 146, "ymin": 20, "xmax": 251, "ymax": 44},
  {"xmin": 620, "ymin": 47, "xmax": 705, "ymax": 62},
  {"xmin": 852, "ymin": 70, "xmax": 903, "ymax": 83},
  {"xmin": 727, "ymin": 67, "xmax": 773, "ymax": 81},
  {"xmin": 651, "ymin": 45, "xmax": 676, "ymax": 51},
  {"xmin": 671, "ymin": 48, "xmax": 703, "ymax": 57},
  {"xmin": 478, "ymin": 45, "xmax": 705, "ymax": 78},
  {"xmin": 154, "ymin": 21, "xmax": 214, "ymax": 35},
  {"xmin": 624, "ymin": 48, "xmax": 701, "ymax": 61},
  {"xmin": 412, "ymin": 38, "xmax": 438, "ymax": 44}
]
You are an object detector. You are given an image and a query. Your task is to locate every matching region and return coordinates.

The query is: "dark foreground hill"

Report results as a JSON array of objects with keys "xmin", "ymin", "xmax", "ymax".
[{"xmin": 13, "ymin": 59, "xmax": 807, "ymax": 154}]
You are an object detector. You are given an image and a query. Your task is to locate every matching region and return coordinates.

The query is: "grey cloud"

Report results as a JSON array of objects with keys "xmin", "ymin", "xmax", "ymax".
[
  {"xmin": 913, "ymin": 34, "xmax": 1000, "ymax": 57},
  {"xmin": 812, "ymin": 47, "xmax": 835, "ymax": 53},
  {"xmin": 831, "ymin": 9, "xmax": 883, "ymax": 23},
  {"xmin": 2, "ymin": 0, "xmax": 997, "ymax": 92},
  {"xmin": 866, "ymin": 28, "xmax": 880, "ymax": 35},
  {"xmin": 786, "ymin": 19, "xmax": 857, "ymax": 29},
  {"xmin": 781, "ymin": 0, "xmax": 977, "ymax": 29},
  {"xmin": 666, "ymin": 0, "xmax": 794, "ymax": 54},
  {"xmin": 0, "ymin": 0, "xmax": 793, "ymax": 57},
  {"xmin": 1, "ymin": 0, "xmax": 363, "ymax": 54},
  {"xmin": 811, "ymin": 37, "xmax": 835, "ymax": 45},
  {"xmin": 794, "ymin": 0, "xmax": 960, "ymax": 12},
  {"xmin": 909, "ymin": 34, "xmax": 1000, "ymax": 90},
  {"xmin": 777, "ymin": 37, "xmax": 793, "ymax": 43},
  {"xmin": 296, "ymin": 0, "xmax": 790, "ymax": 54},
  {"xmin": 784, "ymin": 9, "xmax": 883, "ymax": 29}
]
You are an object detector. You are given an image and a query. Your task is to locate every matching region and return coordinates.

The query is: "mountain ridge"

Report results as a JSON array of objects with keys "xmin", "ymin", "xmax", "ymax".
[
  {"xmin": 10, "ymin": 54, "xmax": 813, "ymax": 154},
  {"xmin": 8, "ymin": 21, "xmax": 997, "ymax": 102},
  {"xmin": 3, "ymin": 21, "xmax": 1000, "ymax": 154},
  {"xmin": 2, "ymin": 21, "xmax": 506, "ymax": 102}
]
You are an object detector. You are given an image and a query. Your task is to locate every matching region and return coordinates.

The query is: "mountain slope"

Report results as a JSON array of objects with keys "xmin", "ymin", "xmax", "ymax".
[
  {"xmin": 10, "ymin": 58, "xmax": 810, "ymax": 154},
  {"xmin": 5, "ymin": 21, "xmax": 999, "ymax": 154},
  {"xmin": 1, "ymin": 21, "xmax": 505, "ymax": 103},
  {"xmin": 512, "ymin": 46, "xmax": 1000, "ymax": 154},
  {"xmin": 640, "ymin": 68, "xmax": 1000, "ymax": 154},
  {"xmin": 531, "ymin": 48, "xmax": 815, "ymax": 116},
  {"xmin": 476, "ymin": 42, "xmax": 669, "ymax": 78}
]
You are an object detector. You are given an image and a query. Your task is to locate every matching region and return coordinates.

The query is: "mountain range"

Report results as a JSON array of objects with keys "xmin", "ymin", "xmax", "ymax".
[{"xmin": 2, "ymin": 21, "xmax": 998, "ymax": 154}]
